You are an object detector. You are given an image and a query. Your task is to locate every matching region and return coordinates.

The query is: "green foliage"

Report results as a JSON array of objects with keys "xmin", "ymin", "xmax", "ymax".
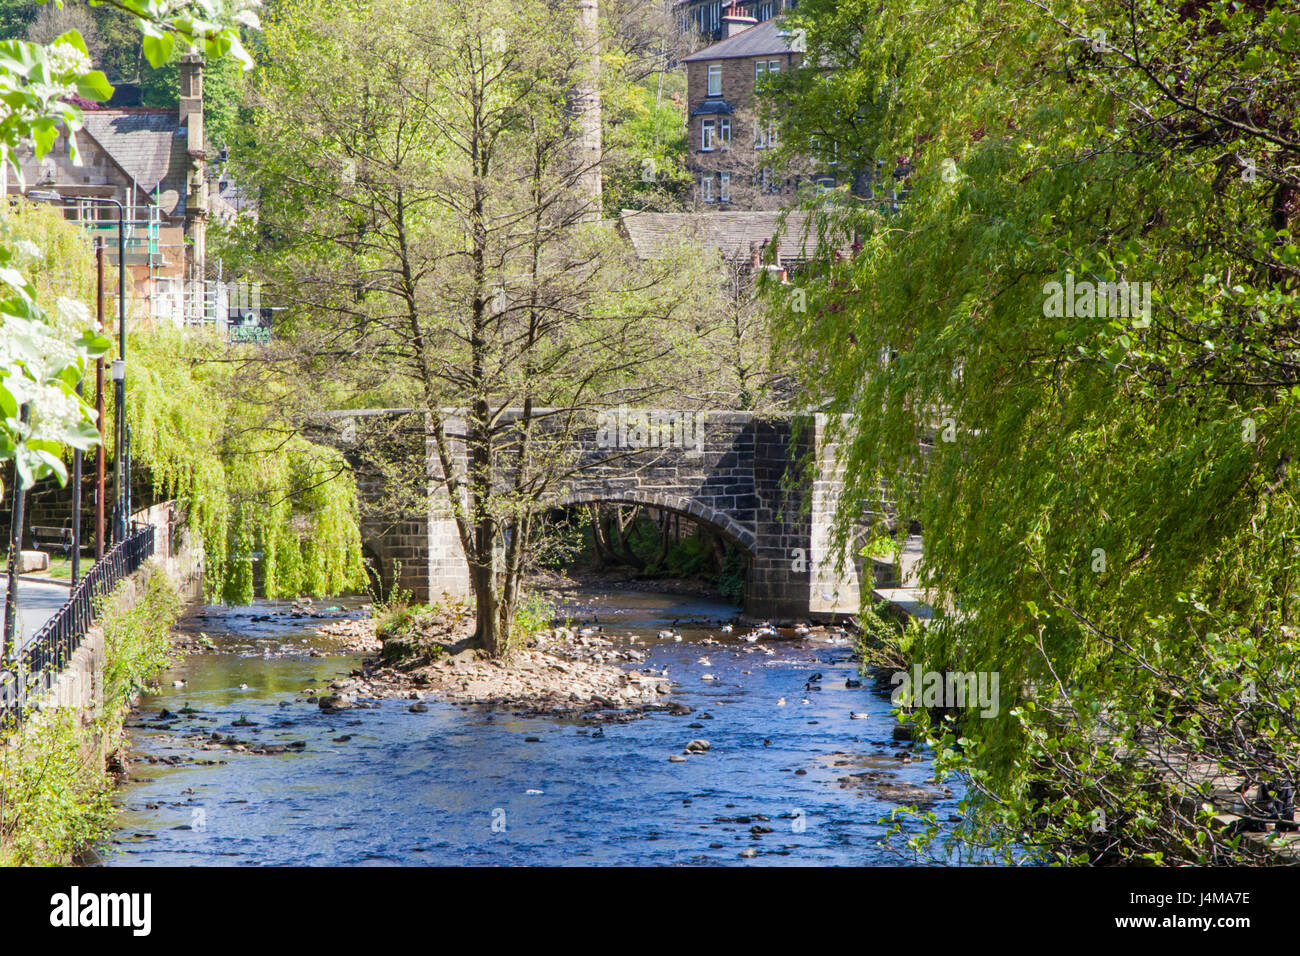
[
  {"xmin": 509, "ymin": 591, "xmax": 554, "ymax": 647},
  {"xmin": 123, "ymin": 328, "xmax": 368, "ymax": 604},
  {"xmin": 661, "ymin": 532, "xmax": 711, "ymax": 577},
  {"xmin": 374, "ymin": 601, "xmax": 419, "ymax": 641},
  {"xmin": 602, "ymin": 76, "xmax": 690, "ymax": 213},
  {"xmin": 774, "ymin": 0, "xmax": 1300, "ymax": 863},
  {"xmin": 716, "ymin": 545, "xmax": 745, "ymax": 606},
  {"xmin": 0, "ymin": 708, "xmax": 112, "ymax": 865},
  {"xmin": 853, "ymin": 599, "xmax": 910, "ymax": 670},
  {"xmin": 0, "ymin": 563, "xmax": 181, "ymax": 866},
  {"xmin": 0, "ymin": 0, "xmax": 256, "ymax": 503},
  {"xmin": 101, "ymin": 564, "xmax": 183, "ymax": 707}
]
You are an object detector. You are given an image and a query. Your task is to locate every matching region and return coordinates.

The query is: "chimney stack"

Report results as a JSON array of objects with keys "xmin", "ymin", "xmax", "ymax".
[
  {"xmin": 573, "ymin": 0, "xmax": 602, "ymax": 221},
  {"xmin": 179, "ymin": 52, "xmax": 207, "ymax": 283},
  {"xmin": 722, "ymin": 3, "xmax": 757, "ymax": 38},
  {"xmin": 179, "ymin": 52, "xmax": 203, "ymax": 145}
]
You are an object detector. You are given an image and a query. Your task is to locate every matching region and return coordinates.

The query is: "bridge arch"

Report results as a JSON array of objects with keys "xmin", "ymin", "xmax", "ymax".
[{"xmin": 552, "ymin": 489, "xmax": 757, "ymax": 555}]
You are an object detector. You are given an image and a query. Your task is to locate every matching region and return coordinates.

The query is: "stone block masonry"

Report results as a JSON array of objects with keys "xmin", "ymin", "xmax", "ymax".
[{"xmin": 329, "ymin": 408, "xmax": 867, "ymax": 622}]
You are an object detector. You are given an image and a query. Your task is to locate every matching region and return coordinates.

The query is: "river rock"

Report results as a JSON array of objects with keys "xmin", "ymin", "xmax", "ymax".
[{"xmin": 684, "ymin": 739, "xmax": 710, "ymax": 754}]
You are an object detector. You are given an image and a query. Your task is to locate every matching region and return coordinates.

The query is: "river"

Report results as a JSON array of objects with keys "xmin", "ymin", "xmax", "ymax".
[{"xmin": 96, "ymin": 588, "xmax": 962, "ymax": 865}]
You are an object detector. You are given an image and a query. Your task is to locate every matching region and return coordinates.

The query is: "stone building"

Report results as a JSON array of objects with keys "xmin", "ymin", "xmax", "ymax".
[
  {"xmin": 681, "ymin": 13, "xmax": 808, "ymax": 210},
  {"xmin": 4, "ymin": 54, "xmax": 219, "ymax": 324}
]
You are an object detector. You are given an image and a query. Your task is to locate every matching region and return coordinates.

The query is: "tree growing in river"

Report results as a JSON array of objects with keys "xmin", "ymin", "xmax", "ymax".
[{"xmin": 235, "ymin": 0, "xmax": 718, "ymax": 655}]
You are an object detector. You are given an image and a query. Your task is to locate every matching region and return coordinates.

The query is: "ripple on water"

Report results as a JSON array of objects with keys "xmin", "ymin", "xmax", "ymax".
[{"xmin": 100, "ymin": 591, "xmax": 964, "ymax": 866}]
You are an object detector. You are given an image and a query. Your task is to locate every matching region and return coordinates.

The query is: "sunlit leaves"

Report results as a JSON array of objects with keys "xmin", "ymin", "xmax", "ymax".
[
  {"xmin": 0, "ymin": 0, "xmax": 260, "ymax": 499},
  {"xmin": 775, "ymin": 0, "xmax": 1300, "ymax": 864}
]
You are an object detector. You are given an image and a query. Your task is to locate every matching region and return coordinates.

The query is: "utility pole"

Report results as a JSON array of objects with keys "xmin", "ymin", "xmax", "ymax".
[
  {"xmin": 3, "ymin": 406, "xmax": 30, "ymax": 661},
  {"xmin": 112, "ymin": 203, "xmax": 126, "ymax": 546},
  {"xmin": 95, "ymin": 239, "xmax": 106, "ymax": 561}
]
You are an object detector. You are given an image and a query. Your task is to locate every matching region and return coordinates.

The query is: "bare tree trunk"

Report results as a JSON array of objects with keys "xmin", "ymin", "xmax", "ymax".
[
  {"xmin": 612, "ymin": 505, "xmax": 645, "ymax": 570},
  {"xmin": 588, "ymin": 504, "xmax": 612, "ymax": 568},
  {"xmin": 711, "ymin": 527, "xmax": 727, "ymax": 573},
  {"xmin": 652, "ymin": 508, "xmax": 671, "ymax": 570}
]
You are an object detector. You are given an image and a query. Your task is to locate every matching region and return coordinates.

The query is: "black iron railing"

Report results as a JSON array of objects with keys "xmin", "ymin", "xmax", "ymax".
[{"xmin": 0, "ymin": 523, "xmax": 155, "ymax": 730}]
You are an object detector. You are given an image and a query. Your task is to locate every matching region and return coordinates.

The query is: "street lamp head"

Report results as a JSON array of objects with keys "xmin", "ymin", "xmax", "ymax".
[
  {"xmin": 26, "ymin": 188, "xmax": 62, "ymax": 203},
  {"xmin": 111, "ymin": 359, "xmax": 125, "ymax": 381}
]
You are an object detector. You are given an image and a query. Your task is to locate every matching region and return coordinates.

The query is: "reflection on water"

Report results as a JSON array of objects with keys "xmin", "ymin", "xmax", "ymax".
[{"xmin": 99, "ymin": 590, "xmax": 962, "ymax": 866}]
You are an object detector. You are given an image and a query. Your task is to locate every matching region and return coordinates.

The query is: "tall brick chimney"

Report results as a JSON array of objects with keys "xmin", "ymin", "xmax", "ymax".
[
  {"xmin": 179, "ymin": 53, "xmax": 206, "ymax": 283},
  {"xmin": 573, "ymin": 0, "xmax": 602, "ymax": 221}
]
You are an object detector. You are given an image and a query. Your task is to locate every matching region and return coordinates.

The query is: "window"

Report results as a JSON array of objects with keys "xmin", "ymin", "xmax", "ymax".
[
  {"xmin": 755, "ymin": 60, "xmax": 767, "ymax": 84},
  {"xmin": 707, "ymin": 63, "xmax": 722, "ymax": 97},
  {"xmin": 719, "ymin": 117, "xmax": 731, "ymax": 148},
  {"xmin": 701, "ymin": 174, "xmax": 714, "ymax": 203},
  {"xmin": 758, "ymin": 1, "xmax": 773, "ymax": 19},
  {"xmin": 720, "ymin": 172, "xmax": 731, "ymax": 202},
  {"xmin": 755, "ymin": 121, "xmax": 778, "ymax": 149},
  {"xmin": 701, "ymin": 120, "xmax": 716, "ymax": 151},
  {"xmin": 769, "ymin": 59, "xmax": 780, "ymax": 74}
]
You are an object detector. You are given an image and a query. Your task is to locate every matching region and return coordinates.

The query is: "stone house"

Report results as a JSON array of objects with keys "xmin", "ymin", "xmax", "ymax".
[
  {"xmin": 681, "ymin": 12, "xmax": 808, "ymax": 210},
  {"xmin": 4, "ymin": 53, "xmax": 222, "ymax": 325}
]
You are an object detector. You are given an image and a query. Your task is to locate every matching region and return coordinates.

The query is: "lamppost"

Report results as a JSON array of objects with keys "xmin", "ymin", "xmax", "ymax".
[
  {"xmin": 2, "ymin": 406, "xmax": 30, "ymax": 663},
  {"xmin": 27, "ymin": 190, "xmax": 128, "ymax": 546}
]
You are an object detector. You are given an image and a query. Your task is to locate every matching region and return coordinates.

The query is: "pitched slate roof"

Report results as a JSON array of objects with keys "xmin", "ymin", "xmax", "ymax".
[
  {"xmin": 79, "ymin": 110, "xmax": 189, "ymax": 218},
  {"xmin": 682, "ymin": 18, "xmax": 805, "ymax": 62},
  {"xmin": 618, "ymin": 209, "xmax": 827, "ymax": 264}
]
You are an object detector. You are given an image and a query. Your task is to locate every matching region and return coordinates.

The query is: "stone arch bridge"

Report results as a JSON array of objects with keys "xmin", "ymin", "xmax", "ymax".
[{"xmin": 327, "ymin": 408, "xmax": 867, "ymax": 621}]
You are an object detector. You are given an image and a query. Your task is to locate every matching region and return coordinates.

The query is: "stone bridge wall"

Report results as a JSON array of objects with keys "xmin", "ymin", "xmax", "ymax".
[{"xmin": 332, "ymin": 409, "xmax": 863, "ymax": 621}]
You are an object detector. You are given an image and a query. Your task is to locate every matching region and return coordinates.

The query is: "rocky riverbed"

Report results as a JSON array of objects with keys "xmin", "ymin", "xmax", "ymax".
[
  {"xmin": 103, "ymin": 589, "xmax": 970, "ymax": 866},
  {"xmin": 313, "ymin": 613, "xmax": 694, "ymax": 718}
]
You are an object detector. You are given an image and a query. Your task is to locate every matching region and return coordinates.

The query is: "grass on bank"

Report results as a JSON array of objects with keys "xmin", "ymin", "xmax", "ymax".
[
  {"xmin": 372, "ymin": 589, "xmax": 555, "ymax": 664},
  {"xmin": 0, "ymin": 563, "xmax": 181, "ymax": 866},
  {"xmin": 0, "ymin": 554, "xmax": 95, "ymax": 581}
]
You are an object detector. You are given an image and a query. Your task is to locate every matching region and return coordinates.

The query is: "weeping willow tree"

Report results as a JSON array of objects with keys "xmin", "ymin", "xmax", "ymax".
[
  {"xmin": 5, "ymin": 194, "xmax": 366, "ymax": 604},
  {"xmin": 769, "ymin": 0, "xmax": 1300, "ymax": 863},
  {"xmin": 123, "ymin": 328, "xmax": 367, "ymax": 604}
]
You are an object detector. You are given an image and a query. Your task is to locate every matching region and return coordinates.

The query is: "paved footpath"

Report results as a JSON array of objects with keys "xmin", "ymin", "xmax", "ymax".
[{"xmin": 0, "ymin": 576, "xmax": 72, "ymax": 655}]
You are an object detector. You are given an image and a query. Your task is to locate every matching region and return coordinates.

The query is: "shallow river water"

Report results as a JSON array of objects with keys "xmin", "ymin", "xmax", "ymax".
[{"xmin": 97, "ymin": 589, "xmax": 962, "ymax": 866}]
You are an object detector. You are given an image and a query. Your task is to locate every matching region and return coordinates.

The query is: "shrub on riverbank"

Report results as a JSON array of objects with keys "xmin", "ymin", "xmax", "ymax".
[
  {"xmin": 0, "ymin": 563, "xmax": 182, "ymax": 865},
  {"xmin": 0, "ymin": 709, "xmax": 113, "ymax": 866},
  {"xmin": 373, "ymin": 594, "xmax": 554, "ymax": 666},
  {"xmin": 102, "ymin": 565, "xmax": 183, "ymax": 712},
  {"xmin": 375, "ymin": 602, "xmax": 470, "ymax": 667}
]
